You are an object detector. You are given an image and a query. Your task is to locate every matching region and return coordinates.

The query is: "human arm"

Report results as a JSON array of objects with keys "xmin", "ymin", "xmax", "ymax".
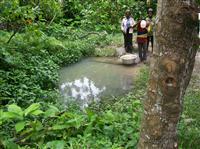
[{"xmin": 121, "ymin": 18, "xmax": 125, "ymax": 33}]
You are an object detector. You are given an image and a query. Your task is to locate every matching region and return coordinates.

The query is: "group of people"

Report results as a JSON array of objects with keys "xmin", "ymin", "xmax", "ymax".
[{"xmin": 121, "ymin": 8, "xmax": 154, "ymax": 62}]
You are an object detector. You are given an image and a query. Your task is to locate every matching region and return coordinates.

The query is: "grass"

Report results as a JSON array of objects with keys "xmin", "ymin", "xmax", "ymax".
[
  {"xmin": 94, "ymin": 33, "xmax": 123, "ymax": 57},
  {"xmin": 178, "ymin": 73, "xmax": 200, "ymax": 149}
]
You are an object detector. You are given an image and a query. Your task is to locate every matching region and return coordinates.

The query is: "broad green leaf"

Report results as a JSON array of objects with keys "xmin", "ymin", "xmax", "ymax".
[
  {"xmin": 34, "ymin": 120, "xmax": 43, "ymax": 131},
  {"xmin": 46, "ymin": 140, "xmax": 65, "ymax": 149},
  {"xmin": 132, "ymin": 100, "xmax": 141, "ymax": 107},
  {"xmin": 66, "ymin": 116, "xmax": 85, "ymax": 129},
  {"xmin": 86, "ymin": 109, "xmax": 97, "ymax": 122},
  {"xmin": 0, "ymin": 109, "xmax": 3, "ymax": 119},
  {"xmin": 0, "ymin": 110, "xmax": 3, "ymax": 125},
  {"xmin": 3, "ymin": 112, "xmax": 23, "ymax": 120},
  {"xmin": 49, "ymin": 105, "xmax": 59, "ymax": 112},
  {"xmin": 24, "ymin": 103, "xmax": 40, "ymax": 116},
  {"xmin": 8, "ymin": 104, "xmax": 23, "ymax": 116},
  {"xmin": 2, "ymin": 140, "xmax": 19, "ymax": 149},
  {"xmin": 52, "ymin": 124, "xmax": 68, "ymax": 130},
  {"xmin": 44, "ymin": 105, "xmax": 59, "ymax": 117},
  {"xmin": 15, "ymin": 121, "xmax": 26, "ymax": 132},
  {"xmin": 31, "ymin": 110, "xmax": 44, "ymax": 116}
]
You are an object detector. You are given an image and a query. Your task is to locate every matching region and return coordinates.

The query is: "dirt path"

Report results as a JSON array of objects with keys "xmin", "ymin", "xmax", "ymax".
[
  {"xmin": 191, "ymin": 52, "xmax": 200, "ymax": 88},
  {"xmin": 193, "ymin": 52, "xmax": 200, "ymax": 75}
]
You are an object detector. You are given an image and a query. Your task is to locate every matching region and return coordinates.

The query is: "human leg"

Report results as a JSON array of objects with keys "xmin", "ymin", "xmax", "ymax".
[
  {"xmin": 142, "ymin": 43, "xmax": 147, "ymax": 61},
  {"xmin": 138, "ymin": 43, "xmax": 143, "ymax": 61},
  {"xmin": 123, "ymin": 33, "xmax": 126, "ymax": 48},
  {"xmin": 151, "ymin": 36, "xmax": 154, "ymax": 52},
  {"xmin": 127, "ymin": 33, "xmax": 133, "ymax": 53},
  {"xmin": 147, "ymin": 36, "xmax": 150, "ymax": 53},
  {"xmin": 123, "ymin": 33, "xmax": 127, "ymax": 50}
]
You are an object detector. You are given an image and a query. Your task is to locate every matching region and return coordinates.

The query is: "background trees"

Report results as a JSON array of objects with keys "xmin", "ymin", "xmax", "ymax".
[{"xmin": 0, "ymin": 0, "xmax": 157, "ymax": 33}]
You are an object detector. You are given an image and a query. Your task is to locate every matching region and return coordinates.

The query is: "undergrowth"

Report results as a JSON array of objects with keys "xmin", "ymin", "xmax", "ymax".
[
  {"xmin": 0, "ymin": 24, "xmax": 111, "ymax": 107},
  {"xmin": 178, "ymin": 74, "xmax": 200, "ymax": 149},
  {"xmin": 0, "ymin": 68, "xmax": 148, "ymax": 149}
]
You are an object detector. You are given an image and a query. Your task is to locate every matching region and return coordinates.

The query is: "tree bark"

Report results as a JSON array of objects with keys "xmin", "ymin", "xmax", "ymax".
[{"xmin": 138, "ymin": 0, "xmax": 199, "ymax": 148}]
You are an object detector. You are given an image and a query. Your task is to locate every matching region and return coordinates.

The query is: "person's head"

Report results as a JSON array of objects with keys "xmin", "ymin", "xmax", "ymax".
[
  {"xmin": 147, "ymin": 8, "xmax": 153, "ymax": 17},
  {"xmin": 125, "ymin": 9, "xmax": 131, "ymax": 18}
]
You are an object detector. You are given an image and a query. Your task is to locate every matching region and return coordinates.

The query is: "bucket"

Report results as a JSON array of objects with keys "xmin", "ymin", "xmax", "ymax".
[{"xmin": 120, "ymin": 54, "xmax": 137, "ymax": 65}]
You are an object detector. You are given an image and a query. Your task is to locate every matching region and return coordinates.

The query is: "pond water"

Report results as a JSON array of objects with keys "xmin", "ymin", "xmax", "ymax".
[{"xmin": 59, "ymin": 57, "xmax": 140, "ymax": 108}]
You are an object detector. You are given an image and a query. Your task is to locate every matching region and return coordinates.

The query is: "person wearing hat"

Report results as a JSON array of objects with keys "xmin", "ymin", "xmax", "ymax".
[
  {"xmin": 146, "ymin": 8, "xmax": 155, "ymax": 53},
  {"xmin": 137, "ymin": 18, "xmax": 148, "ymax": 62},
  {"xmin": 121, "ymin": 10, "xmax": 136, "ymax": 53}
]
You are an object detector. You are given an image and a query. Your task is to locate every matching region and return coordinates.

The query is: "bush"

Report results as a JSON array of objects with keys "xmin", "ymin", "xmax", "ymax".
[
  {"xmin": 0, "ymin": 68, "xmax": 148, "ymax": 149},
  {"xmin": 0, "ymin": 27, "xmax": 111, "ymax": 107}
]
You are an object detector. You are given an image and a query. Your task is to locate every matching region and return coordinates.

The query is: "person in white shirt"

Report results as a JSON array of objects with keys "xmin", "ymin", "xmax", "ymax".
[{"xmin": 121, "ymin": 10, "xmax": 136, "ymax": 53}]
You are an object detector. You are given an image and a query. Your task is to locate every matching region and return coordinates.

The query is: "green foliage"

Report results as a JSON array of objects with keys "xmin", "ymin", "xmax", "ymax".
[
  {"xmin": 0, "ymin": 85, "xmax": 143, "ymax": 149},
  {"xmin": 0, "ymin": 0, "xmax": 35, "ymax": 31},
  {"xmin": 0, "ymin": 31, "xmax": 60, "ymax": 105},
  {"xmin": 94, "ymin": 47, "xmax": 116, "ymax": 57},
  {"xmin": 0, "ymin": 68, "xmax": 148, "ymax": 148},
  {"xmin": 0, "ymin": 27, "xmax": 110, "ymax": 106},
  {"xmin": 94, "ymin": 33, "xmax": 122, "ymax": 57},
  {"xmin": 78, "ymin": 0, "xmax": 148, "ymax": 33},
  {"xmin": 0, "ymin": 0, "xmax": 63, "ymax": 27},
  {"xmin": 39, "ymin": 0, "xmax": 63, "ymax": 21},
  {"xmin": 61, "ymin": 0, "xmax": 153, "ymax": 33},
  {"xmin": 196, "ymin": 0, "xmax": 200, "ymax": 5},
  {"xmin": 0, "ymin": 0, "xmax": 156, "ymax": 33},
  {"xmin": 178, "ymin": 75, "xmax": 200, "ymax": 149}
]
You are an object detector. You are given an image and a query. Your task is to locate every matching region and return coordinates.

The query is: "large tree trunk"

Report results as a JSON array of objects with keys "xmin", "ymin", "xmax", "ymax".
[{"xmin": 138, "ymin": 0, "xmax": 199, "ymax": 148}]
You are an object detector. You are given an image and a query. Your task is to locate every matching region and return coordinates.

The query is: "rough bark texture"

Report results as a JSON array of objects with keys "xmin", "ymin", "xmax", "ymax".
[{"xmin": 138, "ymin": 0, "xmax": 199, "ymax": 148}]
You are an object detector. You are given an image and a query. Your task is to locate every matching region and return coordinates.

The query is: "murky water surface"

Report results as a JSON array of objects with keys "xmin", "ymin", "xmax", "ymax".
[{"xmin": 59, "ymin": 57, "xmax": 139, "ymax": 108}]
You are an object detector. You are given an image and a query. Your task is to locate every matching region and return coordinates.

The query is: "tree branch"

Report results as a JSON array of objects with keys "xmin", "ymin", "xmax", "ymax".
[
  {"xmin": 48, "ymin": 13, "xmax": 57, "ymax": 26},
  {"xmin": 7, "ymin": 31, "xmax": 17, "ymax": 44}
]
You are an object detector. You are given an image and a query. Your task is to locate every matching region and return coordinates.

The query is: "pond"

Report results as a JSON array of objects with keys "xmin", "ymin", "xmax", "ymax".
[{"xmin": 59, "ymin": 57, "xmax": 140, "ymax": 108}]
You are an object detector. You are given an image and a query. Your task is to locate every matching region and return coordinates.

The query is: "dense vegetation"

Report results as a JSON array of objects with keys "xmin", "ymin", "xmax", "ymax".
[
  {"xmin": 0, "ymin": 0, "xmax": 199, "ymax": 148},
  {"xmin": 0, "ymin": 0, "xmax": 153, "ymax": 109}
]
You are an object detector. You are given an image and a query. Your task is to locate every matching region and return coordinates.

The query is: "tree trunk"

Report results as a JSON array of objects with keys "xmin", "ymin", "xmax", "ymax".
[{"xmin": 138, "ymin": 0, "xmax": 199, "ymax": 148}]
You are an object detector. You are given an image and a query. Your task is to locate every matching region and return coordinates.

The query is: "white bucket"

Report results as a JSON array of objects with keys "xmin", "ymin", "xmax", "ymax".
[{"xmin": 120, "ymin": 54, "xmax": 137, "ymax": 65}]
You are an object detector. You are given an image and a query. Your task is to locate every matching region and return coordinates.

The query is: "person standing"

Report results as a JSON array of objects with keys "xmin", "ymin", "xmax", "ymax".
[
  {"xmin": 121, "ymin": 10, "xmax": 136, "ymax": 53},
  {"xmin": 146, "ymin": 8, "xmax": 155, "ymax": 53},
  {"xmin": 137, "ymin": 19, "xmax": 148, "ymax": 62}
]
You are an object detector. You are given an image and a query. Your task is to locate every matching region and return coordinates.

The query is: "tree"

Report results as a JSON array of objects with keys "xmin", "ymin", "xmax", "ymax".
[{"xmin": 138, "ymin": 0, "xmax": 199, "ymax": 148}]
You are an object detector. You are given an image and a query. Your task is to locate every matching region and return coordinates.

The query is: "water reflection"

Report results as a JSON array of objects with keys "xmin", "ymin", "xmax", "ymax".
[
  {"xmin": 60, "ymin": 77, "xmax": 106, "ymax": 108},
  {"xmin": 59, "ymin": 58, "xmax": 139, "ymax": 108}
]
